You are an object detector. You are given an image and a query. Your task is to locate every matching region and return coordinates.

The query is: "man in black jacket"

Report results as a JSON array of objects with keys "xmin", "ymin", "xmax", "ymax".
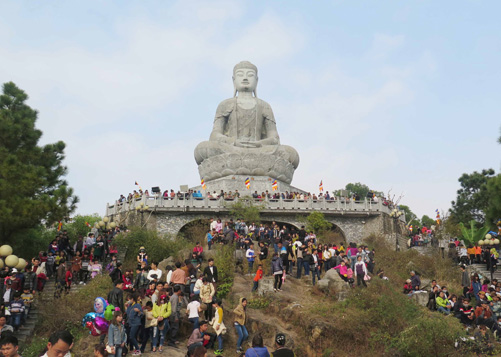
[
  {"xmin": 107, "ymin": 280, "xmax": 124, "ymax": 313},
  {"xmin": 203, "ymin": 259, "xmax": 218, "ymax": 285},
  {"xmin": 109, "ymin": 262, "xmax": 123, "ymax": 283}
]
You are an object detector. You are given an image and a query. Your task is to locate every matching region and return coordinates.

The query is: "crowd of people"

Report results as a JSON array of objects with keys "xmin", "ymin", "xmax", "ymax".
[
  {"xmin": 116, "ymin": 188, "xmax": 397, "ymax": 206},
  {"xmin": 0, "ymin": 227, "xmax": 121, "ymax": 356},
  {"xmin": 98, "ymin": 217, "xmax": 369, "ymax": 356},
  {"xmin": 402, "ymin": 238, "xmax": 501, "ymax": 354}
]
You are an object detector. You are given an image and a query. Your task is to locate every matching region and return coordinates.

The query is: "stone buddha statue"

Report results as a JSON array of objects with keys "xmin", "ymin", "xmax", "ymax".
[{"xmin": 194, "ymin": 61, "xmax": 299, "ymax": 184}]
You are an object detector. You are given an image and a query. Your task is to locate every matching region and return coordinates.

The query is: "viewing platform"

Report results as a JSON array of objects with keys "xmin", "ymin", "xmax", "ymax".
[{"xmin": 105, "ymin": 196, "xmax": 405, "ymax": 222}]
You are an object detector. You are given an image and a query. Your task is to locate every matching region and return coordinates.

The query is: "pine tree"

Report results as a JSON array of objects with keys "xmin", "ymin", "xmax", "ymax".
[{"xmin": 0, "ymin": 82, "xmax": 78, "ymax": 242}]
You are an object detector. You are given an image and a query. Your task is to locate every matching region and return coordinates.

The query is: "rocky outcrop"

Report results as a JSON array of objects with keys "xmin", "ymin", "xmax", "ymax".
[{"xmin": 316, "ymin": 269, "xmax": 350, "ymax": 300}]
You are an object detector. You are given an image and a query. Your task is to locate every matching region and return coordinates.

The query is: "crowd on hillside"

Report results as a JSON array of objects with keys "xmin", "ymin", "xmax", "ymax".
[
  {"xmin": 401, "ymin": 238, "xmax": 501, "ymax": 354},
  {"xmin": 0, "ymin": 227, "xmax": 122, "ymax": 356},
  {"xmin": 101, "ymin": 218, "xmax": 361, "ymax": 356}
]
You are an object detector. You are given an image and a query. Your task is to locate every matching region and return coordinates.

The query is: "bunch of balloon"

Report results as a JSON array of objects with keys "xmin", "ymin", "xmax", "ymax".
[
  {"xmin": 82, "ymin": 297, "xmax": 115, "ymax": 336},
  {"xmin": 0, "ymin": 245, "xmax": 28, "ymax": 270}
]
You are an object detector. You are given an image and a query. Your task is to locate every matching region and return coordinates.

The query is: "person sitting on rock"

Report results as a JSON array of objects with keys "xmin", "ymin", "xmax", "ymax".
[
  {"xmin": 332, "ymin": 261, "xmax": 348, "ymax": 282},
  {"xmin": 403, "ymin": 279, "xmax": 413, "ymax": 294},
  {"xmin": 436, "ymin": 291, "xmax": 452, "ymax": 315},
  {"xmin": 427, "ymin": 286, "xmax": 439, "ymax": 310},
  {"xmin": 410, "ymin": 271, "xmax": 421, "ymax": 291}
]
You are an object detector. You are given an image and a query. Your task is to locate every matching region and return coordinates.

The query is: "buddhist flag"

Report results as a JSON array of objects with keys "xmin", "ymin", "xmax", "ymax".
[
  {"xmin": 135, "ymin": 181, "xmax": 142, "ymax": 191},
  {"xmin": 245, "ymin": 177, "xmax": 251, "ymax": 189},
  {"xmin": 85, "ymin": 221, "xmax": 92, "ymax": 228},
  {"xmin": 57, "ymin": 221, "xmax": 63, "ymax": 231},
  {"xmin": 201, "ymin": 177, "xmax": 207, "ymax": 190},
  {"xmin": 272, "ymin": 180, "xmax": 278, "ymax": 191},
  {"xmin": 319, "ymin": 180, "xmax": 324, "ymax": 192}
]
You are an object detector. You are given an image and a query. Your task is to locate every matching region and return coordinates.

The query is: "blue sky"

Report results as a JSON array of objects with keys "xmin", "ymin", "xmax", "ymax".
[{"xmin": 1, "ymin": 1, "xmax": 500, "ymax": 220}]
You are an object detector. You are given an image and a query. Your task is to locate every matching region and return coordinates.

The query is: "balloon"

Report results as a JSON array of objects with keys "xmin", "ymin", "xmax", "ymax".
[
  {"xmin": 82, "ymin": 312, "xmax": 97, "ymax": 326},
  {"xmin": 478, "ymin": 240, "xmax": 485, "ymax": 246},
  {"xmin": 85, "ymin": 321, "xmax": 103, "ymax": 336},
  {"xmin": 5, "ymin": 255, "xmax": 19, "ymax": 268},
  {"xmin": 94, "ymin": 316, "xmax": 109, "ymax": 332},
  {"xmin": 486, "ymin": 234, "xmax": 492, "ymax": 240},
  {"xmin": 0, "ymin": 245, "xmax": 13, "ymax": 257},
  {"xmin": 15, "ymin": 258, "xmax": 27, "ymax": 270},
  {"xmin": 494, "ymin": 239, "xmax": 500, "ymax": 245},
  {"xmin": 104, "ymin": 304, "xmax": 115, "ymax": 321},
  {"xmin": 0, "ymin": 259, "xmax": 3, "ymax": 269},
  {"xmin": 94, "ymin": 297, "xmax": 107, "ymax": 316}
]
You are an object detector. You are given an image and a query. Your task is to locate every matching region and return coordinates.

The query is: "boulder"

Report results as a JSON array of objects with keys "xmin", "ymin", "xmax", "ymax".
[
  {"xmin": 317, "ymin": 269, "xmax": 350, "ymax": 300},
  {"xmin": 420, "ymin": 278, "xmax": 431, "ymax": 290},
  {"xmin": 158, "ymin": 256, "xmax": 175, "ymax": 281},
  {"xmin": 410, "ymin": 291, "xmax": 428, "ymax": 307},
  {"xmin": 257, "ymin": 276, "xmax": 275, "ymax": 296}
]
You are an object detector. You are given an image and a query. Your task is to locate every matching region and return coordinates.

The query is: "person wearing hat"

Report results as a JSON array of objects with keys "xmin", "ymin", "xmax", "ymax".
[
  {"xmin": 272, "ymin": 333, "xmax": 294, "ymax": 357},
  {"xmin": 137, "ymin": 247, "xmax": 148, "ymax": 269}
]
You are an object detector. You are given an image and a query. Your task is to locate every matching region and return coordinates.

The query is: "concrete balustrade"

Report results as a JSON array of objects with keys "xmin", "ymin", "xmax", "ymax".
[{"xmin": 105, "ymin": 196, "xmax": 405, "ymax": 222}]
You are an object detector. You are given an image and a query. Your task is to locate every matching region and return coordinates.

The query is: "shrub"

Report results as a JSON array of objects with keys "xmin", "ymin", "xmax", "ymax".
[
  {"xmin": 113, "ymin": 227, "xmax": 189, "ymax": 268},
  {"xmin": 214, "ymin": 244, "xmax": 235, "ymax": 298}
]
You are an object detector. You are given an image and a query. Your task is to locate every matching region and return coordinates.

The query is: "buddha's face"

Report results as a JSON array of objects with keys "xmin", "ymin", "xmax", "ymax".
[{"xmin": 233, "ymin": 68, "xmax": 257, "ymax": 93}]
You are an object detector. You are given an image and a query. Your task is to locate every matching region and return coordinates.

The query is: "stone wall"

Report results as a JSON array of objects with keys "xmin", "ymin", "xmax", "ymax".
[{"xmin": 142, "ymin": 210, "xmax": 398, "ymax": 245}]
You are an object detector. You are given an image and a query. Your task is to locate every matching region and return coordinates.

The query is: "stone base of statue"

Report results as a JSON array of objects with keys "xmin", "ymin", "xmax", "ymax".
[
  {"xmin": 191, "ymin": 175, "xmax": 306, "ymax": 195},
  {"xmin": 197, "ymin": 150, "xmax": 296, "ymax": 184}
]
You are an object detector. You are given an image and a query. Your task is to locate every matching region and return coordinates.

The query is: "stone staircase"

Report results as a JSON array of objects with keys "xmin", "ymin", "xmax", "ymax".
[
  {"xmin": 469, "ymin": 263, "xmax": 501, "ymax": 282},
  {"xmin": 15, "ymin": 279, "xmax": 85, "ymax": 347}
]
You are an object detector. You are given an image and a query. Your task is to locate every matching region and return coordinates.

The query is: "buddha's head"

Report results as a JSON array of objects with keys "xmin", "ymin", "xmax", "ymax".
[{"xmin": 233, "ymin": 61, "xmax": 258, "ymax": 97}]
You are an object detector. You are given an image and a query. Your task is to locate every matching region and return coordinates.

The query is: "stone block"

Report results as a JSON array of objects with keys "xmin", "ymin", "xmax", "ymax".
[
  {"xmin": 410, "ymin": 291, "xmax": 428, "ymax": 307},
  {"xmin": 257, "ymin": 276, "xmax": 275, "ymax": 296}
]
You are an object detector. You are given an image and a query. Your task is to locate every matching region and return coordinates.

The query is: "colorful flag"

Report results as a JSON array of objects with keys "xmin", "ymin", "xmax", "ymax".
[
  {"xmin": 201, "ymin": 177, "xmax": 207, "ymax": 190},
  {"xmin": 272, "ymin": 180, "xmax": 278, "ymax": 191},
  {"xmin": 319, "ymin": 180, "xmax": 324, "ymax": 192},
  {"xmin": 135, "ymin": 181, "xmax": 142, "ymax": 191},
  {"xmin": 245, "ymin": 177, "xmax": 250, "ymax": 189},
  {"xmin": 85, "ymin": 221, "xmax": 92, "ymax": 228},
  {"xmin": 57, "ymin": 221, "xmax": 63, "ymax": 231}
]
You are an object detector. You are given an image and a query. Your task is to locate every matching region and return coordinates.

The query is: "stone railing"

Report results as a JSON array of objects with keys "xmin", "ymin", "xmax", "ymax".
[{"xmin": 106, "ymin": 196, "xmax": 405, "ymax": 221}]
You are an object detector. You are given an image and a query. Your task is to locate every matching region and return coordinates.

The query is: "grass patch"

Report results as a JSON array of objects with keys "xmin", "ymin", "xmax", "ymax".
[
  {"xmin": 22, "ymin": 275, "xmax": 112, "ymax": 356},
  {"xmin": 296, "ymin": 234, "xmax": 470, "ymax": 356}
]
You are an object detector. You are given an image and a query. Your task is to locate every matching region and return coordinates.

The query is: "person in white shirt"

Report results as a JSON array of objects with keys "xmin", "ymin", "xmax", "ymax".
[
  {"xmin": 84, "ymin": 234, "xmax": 95, "ymax": 250},
  {"xmin": 165, "ymin": 266, "xmax": 173, "ymax": 285},
  {"xmin": 246, "ymin": 244, "xmax": 255, "ymax": 275},
  {"xmin": 186, "ymin": 296, "xmax": 202, "ymax": 329},
  {"xmin": 210, "ymin": 219, "xmax": 218, "ymax": 232},
  {"xmin": 147, "ymin": 261, "xmax": 162, "ymax": 282},
  {"xmin": 323, "ymin": 247, "xmax": 332, "ymax": 271},
  {"xmin": 193, "ymin": 276, "xmax": 203, "ymax": 296}
]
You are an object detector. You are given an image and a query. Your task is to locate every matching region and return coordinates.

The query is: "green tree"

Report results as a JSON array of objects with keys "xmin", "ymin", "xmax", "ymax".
[
  {"xmin": 0, "ymin": 82, "xmax": 78, "ymax": 242},
  {"xmin": 450, "ymin": 169, "xmax": 495, "ymax": 224},
  {"xmin": 486, "ymin": 173, "xmax": 501, "ymax": 225},
  {"xmin": 421, "ymin": 215, "xmax": 435, "ymax": 228},
  {"xmin": 304, "ymin": 211, "xmax": 332, "ymax": 233},
  {"xmin": 64, "ymin": 214, "xmax": 101, "ymax": 239},
  {"xmin": 345, "ymin": 182, "xmax": 370, "ymax": 199},
  {"xmin": 227, "ymin": 196, "xmax": 264, "ymax": 224},
  {"xmin": 399, "ymin": 205, "xmax": 416, "ymax": 225}
]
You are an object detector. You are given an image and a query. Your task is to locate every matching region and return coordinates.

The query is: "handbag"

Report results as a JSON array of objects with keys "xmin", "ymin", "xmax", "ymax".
[
  {"xmin": 150, "ymin": 317, "xmax": 158, "ymax": 327},
  {"xmin": 364, "ymin": 274, "xmax": 371, "ymax": 281}
]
